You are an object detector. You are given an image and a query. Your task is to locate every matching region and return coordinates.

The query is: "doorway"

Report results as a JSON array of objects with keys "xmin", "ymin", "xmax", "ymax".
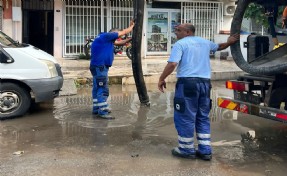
[{"xmin": 23, "ymin": 10, "xmax": 54, "ymax": 55}]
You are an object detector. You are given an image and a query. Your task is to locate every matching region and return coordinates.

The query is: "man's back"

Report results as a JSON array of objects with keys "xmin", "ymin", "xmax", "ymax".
[
  {"xmin": 90, "ymin": 32, "xmax": 118, "ymax": 66},
  {"xmin": 169, "ymin": 36, "xmax": 218, "ymax": 79}
]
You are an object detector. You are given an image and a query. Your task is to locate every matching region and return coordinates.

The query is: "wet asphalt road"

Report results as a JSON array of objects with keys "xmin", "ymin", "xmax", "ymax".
[{"xmin": 0, "ymin": 82, "xmax": 287, "ymax": 176}]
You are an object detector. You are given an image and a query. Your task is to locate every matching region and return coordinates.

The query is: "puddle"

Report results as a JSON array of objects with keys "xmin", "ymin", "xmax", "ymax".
[
  {"xmin": 1, "ymin": 82, "xmax": 287, "ymax": 176},
  {"xmin": 53, "ymin": 84, "xmax": 175, "ymax": 142}
]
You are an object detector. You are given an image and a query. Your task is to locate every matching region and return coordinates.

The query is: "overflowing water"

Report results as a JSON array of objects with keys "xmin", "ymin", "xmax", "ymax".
[{"xmin": 1, "ymin": 82, "xmax": 287, "ymax": 176}]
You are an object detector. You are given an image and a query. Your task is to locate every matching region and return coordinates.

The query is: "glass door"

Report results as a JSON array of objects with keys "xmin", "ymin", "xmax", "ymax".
[
  {"xmin": 147, "ymin": 11, "xmax": 168, "ymax": 54},
  {"xmin": 146, "ymin": 9, "xmax": 180, "ymax": 55},
  {"xmin": 170, "ymin": 11, "xmax": 181, "ymax": 48}
]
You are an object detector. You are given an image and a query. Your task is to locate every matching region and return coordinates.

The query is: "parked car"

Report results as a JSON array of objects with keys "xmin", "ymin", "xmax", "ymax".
[{"xmin": 0, "ymin": 31, "xmax": 63, "ymax": 119}]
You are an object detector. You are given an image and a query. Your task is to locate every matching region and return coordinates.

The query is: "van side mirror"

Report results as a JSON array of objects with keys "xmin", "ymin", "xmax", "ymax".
[{"xmin": 0, "ymin": 52, "xmax": 13, "ymax": 63}]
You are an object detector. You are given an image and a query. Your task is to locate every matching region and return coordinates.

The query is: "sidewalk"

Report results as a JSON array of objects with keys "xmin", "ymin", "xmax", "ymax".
[{"xmin": 56, "ymin": 56, "xmax": 245, "ymax": 85}]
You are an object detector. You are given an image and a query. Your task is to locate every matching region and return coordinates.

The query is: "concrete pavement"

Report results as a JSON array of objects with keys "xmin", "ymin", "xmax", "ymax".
[{"xmin": 57, "ymin": 55, "xmax": 245, "ymax": 85}]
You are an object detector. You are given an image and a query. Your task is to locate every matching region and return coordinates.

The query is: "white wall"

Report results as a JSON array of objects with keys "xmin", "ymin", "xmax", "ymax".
[
  {"xmin": 214, "ymin": 34, "xmax": 248, "ymax": 61},
  {"xmin": 2, "ymin": 19, "xmax": 13, "ymax": 37},
  {"xmin": 54, "ymin": 0, "xmax": 63, "ymax": 58},
  {"xmin": 221, "ymin": 0, "xmax": 236, "ymax": 31},
  {"xmin": 2, "ymin": 19, "xmax": 21, "ymax": 43},
  {"xmin": 222, "ymin": 16, "xmax": 233, "ymax": 31},
  {"xmin": 12, "ymin": 0, "xmax": 22, "ymax": 42}
]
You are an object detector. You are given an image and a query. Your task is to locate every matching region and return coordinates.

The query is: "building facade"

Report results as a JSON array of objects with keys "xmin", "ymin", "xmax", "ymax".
[{"xmin": 1, "ymin": 0, "xmax": 238, "ymax": 59}]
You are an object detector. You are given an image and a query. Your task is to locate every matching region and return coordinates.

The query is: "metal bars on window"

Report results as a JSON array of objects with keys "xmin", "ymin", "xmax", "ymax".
[
  {"xmin": 181, "ymin": 1, "xmax": 223, "ymax": 41},
  {"xmin": 64, "ymin": 0, "xmax": 104, "ymax": 56},
  {"xmin": 110, "ymin": 0, "xmax": 133, "ymax": 32},
  {"xmin": 63, "ymin": 0, "xmax": 133, "ymax": 57}
]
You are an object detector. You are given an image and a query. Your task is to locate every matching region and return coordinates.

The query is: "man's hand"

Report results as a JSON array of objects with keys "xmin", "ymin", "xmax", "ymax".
[
  {"xmin": 158, "ymin": 80, "xmax": 166, "ymax": 93},
  {"xmin": 118, "ymin": 19, "xmax": 135, "ymax": 37},
  {"xmin": 130, "ymin": 19, "xmax": 135, "ymax": 27},
  {"xmin": 127, "ymin": 37, "xmax": 132, "ymax": 42},
  {"xmin": 217, "ymin": 33, "xmax": 240, "ymax": 51},
  {"xmin": 227, "ymin": 33, "xmax": 240, "ymax": 45}
]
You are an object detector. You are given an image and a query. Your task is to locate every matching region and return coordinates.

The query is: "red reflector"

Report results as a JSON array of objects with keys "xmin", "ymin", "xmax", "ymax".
[
  {"xmin": 226, "ymin": 81, "xmax": 249, "ymax": 91},
  {"xmin": 239, "ymin": 104, "xmax": 248, "ymax": 113},
  {"xmin": 276, "ymin": 113, "xmax": 287, "ymax": 120}
]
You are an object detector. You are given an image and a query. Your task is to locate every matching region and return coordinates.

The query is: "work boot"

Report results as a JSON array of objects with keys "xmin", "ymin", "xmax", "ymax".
[
  {"xmin": 92, "ymin": 108, "xmax": 111, "ymax": 114},
  {"xmin": 96, "ymin": 114, "xmax": 115, "ymax": 120},
  {"xmin": 196, "ymin": 151, "xmax": 212, "ymax": 161},
  {"xmin": 171, "ymin": 147, "xmax": 196, "ymax": 159},
  {"xmin": 103, "ymin": 108, "xmax": 112, "ymax": 113}
]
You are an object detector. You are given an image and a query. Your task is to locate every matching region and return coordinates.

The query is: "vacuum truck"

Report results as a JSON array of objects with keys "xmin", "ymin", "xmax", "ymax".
[{"xmin": 217, "ymin": 0, "xmax": 287, "ymax": 123}]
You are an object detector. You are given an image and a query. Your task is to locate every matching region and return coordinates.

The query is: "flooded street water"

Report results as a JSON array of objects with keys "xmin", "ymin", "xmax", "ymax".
[{"xmin": 1, "ymin": 81, "xmax": 287, "ymax": 176}]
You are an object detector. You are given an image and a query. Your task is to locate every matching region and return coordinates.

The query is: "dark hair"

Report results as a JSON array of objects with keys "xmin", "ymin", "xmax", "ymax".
[
  {"xmin": 109, "ymin": 28, "xmax": 120, "ymax": 32},
  {"xmin": 185, "ymin": 23, "xmax": 195, "ymax": 33}
]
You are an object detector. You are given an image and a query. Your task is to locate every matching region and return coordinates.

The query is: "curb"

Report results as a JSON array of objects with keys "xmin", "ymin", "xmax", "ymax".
[{"xmin": 68, "ymin": 70, "xmax": 246, "ymax": 86}]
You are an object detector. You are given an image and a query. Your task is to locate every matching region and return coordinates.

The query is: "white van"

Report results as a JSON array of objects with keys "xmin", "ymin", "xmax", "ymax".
[{"xmin": 0, "ymin": 31, "xmax": 63, "ymax": 119}]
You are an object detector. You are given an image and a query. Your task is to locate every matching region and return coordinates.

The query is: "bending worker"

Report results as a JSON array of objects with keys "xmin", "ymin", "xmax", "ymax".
[{"xmin": 90, "ymin": 20, "xmax": 134, "ymax": 119}]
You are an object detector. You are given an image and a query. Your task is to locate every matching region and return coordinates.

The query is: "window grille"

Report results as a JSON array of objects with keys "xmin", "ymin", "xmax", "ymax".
[
  {"xmin": 64, "ymin": 0, "xmax": 104, "ymax": 57},
  {"xmin": 110, "ymin": 0, "xmax": 133, "ymax": 32},
  {"xmin": 181, "ymin": 1, "xmax": 223, "ymax": 41},
  {"xmin": 63, "ymin": 0, "xmax": 133, "ymax": 57}
]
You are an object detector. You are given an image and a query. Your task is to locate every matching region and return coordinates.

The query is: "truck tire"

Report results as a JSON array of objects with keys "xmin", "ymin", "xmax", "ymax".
[{"xmin": 0, "ymin": 83, "xmax": 31, "ymax": 120}]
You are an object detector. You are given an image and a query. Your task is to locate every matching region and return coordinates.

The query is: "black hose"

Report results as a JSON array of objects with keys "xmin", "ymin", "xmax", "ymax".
[
  {"xmin": 230, "ymin": 0, "xmax": 287, "ymax": 75},
  {"xmin": 131, "ymin": 0, "xmax": 150, "ymax": 105}
]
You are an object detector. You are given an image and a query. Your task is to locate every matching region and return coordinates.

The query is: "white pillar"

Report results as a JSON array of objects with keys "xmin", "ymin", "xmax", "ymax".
[
  {"xmin": 12, "ymin": 0, "xmax": 22, "ymax": 42},
  {"xmin": 54, "ymin": 0, "xmax": 63, "ymax": 58}
]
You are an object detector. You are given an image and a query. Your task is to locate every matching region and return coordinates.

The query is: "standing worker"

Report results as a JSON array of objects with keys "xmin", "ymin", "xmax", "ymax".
[
  {"xmin": 158, "ymin": 23, "xmax": 239, "ymax": 160},
  {"xmin": 90, "ymin": 20, "xmax": 134, "ymax": 119}
]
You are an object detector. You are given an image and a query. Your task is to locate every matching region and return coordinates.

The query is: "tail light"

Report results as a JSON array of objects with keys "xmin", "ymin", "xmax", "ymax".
[
  {"xmin": 226, "ymin": 80, "xmax": 250, "ymax": 91},
  {"xmin": 276, "ymin": 113, "xmax": 287, "ymax": 120}
]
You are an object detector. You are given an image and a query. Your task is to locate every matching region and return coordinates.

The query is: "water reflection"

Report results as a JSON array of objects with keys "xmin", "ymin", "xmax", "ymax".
[
  {"xmin": 52, "ymin": 85, "xmax": 175, "ymax": 146},
  {"xmin": 132, "ymin": 104, "xmax": 149, "ymax": 140},
  {"xmin": 53, "ymin": 83, "xmax": 287, "ymax": 148}
]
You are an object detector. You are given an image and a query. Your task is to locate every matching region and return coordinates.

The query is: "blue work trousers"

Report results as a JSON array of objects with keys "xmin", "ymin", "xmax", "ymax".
[
  {"xmin": 174, "ymin": 77, "xmax": 212, "ymax": 155},
  {"xmin": 90, "ymin": 65, "xmax": 109, "ymax": 115}
]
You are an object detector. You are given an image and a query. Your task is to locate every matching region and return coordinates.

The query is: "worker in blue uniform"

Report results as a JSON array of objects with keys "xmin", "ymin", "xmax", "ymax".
[
  {"xmin": 158, "ymin": 23, "xmax": 239, "ymax": 160},
  {"xmin": 90, "ymin": 20, "xmax": 134, "ymax": 119}
]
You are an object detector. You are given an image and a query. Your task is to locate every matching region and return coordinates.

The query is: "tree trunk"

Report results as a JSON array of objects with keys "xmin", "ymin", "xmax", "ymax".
[{"xmin": 132, "ymin": 0, "xmax": 150, "ymax": 105}]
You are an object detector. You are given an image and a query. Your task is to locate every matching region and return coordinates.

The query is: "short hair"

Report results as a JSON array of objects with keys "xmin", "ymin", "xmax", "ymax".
[
  {"xmin": 109, "ymin": 28, "xmax": 120, "ymax": 32},
  {"xmin": 185, "ymin": 23, "xmax": 195, "ymax": 33}
]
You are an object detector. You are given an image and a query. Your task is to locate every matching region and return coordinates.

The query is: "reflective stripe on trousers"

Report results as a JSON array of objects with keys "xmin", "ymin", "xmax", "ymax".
[
  {"xmin": 174, "ymin": 77, "xmax": 212, "ymax": 155},
  {"xmin": 90, "ymin": 65, "xmax": 109, "ymax": 115}
]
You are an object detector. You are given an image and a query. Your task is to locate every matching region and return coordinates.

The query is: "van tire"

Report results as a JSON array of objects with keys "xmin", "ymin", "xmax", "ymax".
[{"xmin": 0, "ymin": 83, "xmax": 31, "ymax": 120}]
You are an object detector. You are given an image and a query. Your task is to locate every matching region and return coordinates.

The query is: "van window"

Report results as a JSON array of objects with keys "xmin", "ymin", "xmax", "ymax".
[{"xmin": 0, "ymin": 31, "xmax": 21, "ymax": 47}]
